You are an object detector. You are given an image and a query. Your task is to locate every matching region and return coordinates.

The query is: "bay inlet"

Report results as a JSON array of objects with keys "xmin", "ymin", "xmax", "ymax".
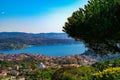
[{"xmin": 0, "ymin": 44, "xmax": 87, "ymax": 56}]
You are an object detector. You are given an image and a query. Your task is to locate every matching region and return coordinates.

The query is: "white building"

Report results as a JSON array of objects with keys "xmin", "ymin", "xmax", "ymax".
[{"xmin": 38, "ymin": 62, "xmax": 46, "ymax": 69}]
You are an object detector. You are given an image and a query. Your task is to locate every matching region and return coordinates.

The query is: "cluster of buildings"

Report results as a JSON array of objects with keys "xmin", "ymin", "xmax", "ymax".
[
  {"xmin": 0, "ymin": 65, "xmax": 25, "ymax": 80},
  {"xmin": 0, "ymin": 53, "xmax": 97, "ymax": 65},
  {"xmin": 0, "ymin": 53, "xmax": 97, "ymax": 79}
]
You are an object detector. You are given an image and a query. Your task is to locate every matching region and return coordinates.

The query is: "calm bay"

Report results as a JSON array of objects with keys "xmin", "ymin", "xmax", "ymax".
[{"xmin": 0, "ymin": 44, "xmax": 87, "ymax": 56}]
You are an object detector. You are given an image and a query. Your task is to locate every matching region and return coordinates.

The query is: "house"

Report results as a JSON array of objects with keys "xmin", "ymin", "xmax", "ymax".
[
  {"xmin": 38, "ymin": 62, "xmax": 46, "ymax": 69},
  {"xmin": 14, "ymin": 65, "xmax": 19, "ymax": 70},
  {"xmin": 63, "ymin": 64, "xmax": 80, "ymax": 67},
  {"xmin": 18, "ymin": 77, "xmax": 25, "ymax": 80},
  {"xmin": 0, "ymin": 70, "xmax": 7, "ymax": 77},
  {"xmin": 50, "ymin": 63, "xmax": 58, "ymax": 68}
]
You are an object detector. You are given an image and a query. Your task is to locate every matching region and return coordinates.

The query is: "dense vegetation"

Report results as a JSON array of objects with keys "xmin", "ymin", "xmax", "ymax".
[
  {"xmin": 51, "ymin": 66, "xmax": 97, "ymax": 80},
  {"xmin": 25, "ymin": 69, "xmax": 56, "ymax": 80},
  {"xmin": 51, "ymin": 58, "xmax": 120, "ymax": 80},
  {"xmin": 92, "ymin": 67, "xmax": 120, "ymax": 80},
  {"xmin": 63, "ymin": 0, "xmax": 120, "ymax": 55}
]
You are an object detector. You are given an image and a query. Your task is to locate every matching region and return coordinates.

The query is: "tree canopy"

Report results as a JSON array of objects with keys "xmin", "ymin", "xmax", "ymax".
[
  {"xmin": 63, "ymin": 0, "xmax": 120, "ymax": 55},
  {"xmin": 51, "ymin": 66, "xmax": 96, "ymax": 80}
]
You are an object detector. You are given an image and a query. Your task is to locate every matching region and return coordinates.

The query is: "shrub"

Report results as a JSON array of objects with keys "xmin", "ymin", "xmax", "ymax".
[{"xmin": 92, "ymin": 67, "xmax": 120, "ymax": 80}]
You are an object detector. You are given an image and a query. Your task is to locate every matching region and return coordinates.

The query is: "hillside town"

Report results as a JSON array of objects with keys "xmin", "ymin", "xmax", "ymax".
[{"xmin": 0, "ymin": 53, "xmax": 97, "ymax": 80}]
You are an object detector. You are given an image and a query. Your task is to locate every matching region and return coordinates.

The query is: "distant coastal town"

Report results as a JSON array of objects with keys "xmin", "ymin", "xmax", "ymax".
[{"xmin": 0, "ymin": 53, "xmax": 97, "ymax": 80}]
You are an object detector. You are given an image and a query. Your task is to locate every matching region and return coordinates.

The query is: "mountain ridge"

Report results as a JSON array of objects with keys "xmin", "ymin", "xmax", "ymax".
[
  {"xmin": 0, "ymin": 32, "xmax": 80, "ymax": 50},
  {"xmin": 0, "ymin": 32, "xmax": 71, "ymax": 39}
]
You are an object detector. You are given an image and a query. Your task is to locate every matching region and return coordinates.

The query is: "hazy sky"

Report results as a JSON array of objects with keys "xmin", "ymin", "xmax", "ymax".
[{"xmin": 0, "ymin": 0, "xmax": 88, "ymax": 33}]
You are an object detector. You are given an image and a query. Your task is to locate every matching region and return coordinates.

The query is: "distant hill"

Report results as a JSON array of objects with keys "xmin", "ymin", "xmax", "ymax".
[
  {"xmin": 0, "ymin": 32, "xmax": 71, "ymax": 39},
  {"xmin": 0, "ymin": 32, "xmax": 80, "ymax": 50}
]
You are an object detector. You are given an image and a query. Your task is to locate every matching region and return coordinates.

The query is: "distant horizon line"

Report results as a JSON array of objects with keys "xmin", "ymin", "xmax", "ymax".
[{"xmin": 0, "ymin": 31, "xmax": 65, "ymax": 34}]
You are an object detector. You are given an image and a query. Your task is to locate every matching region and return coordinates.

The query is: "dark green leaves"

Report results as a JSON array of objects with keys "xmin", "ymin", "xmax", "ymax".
[{"xmin": 63, "ymin": 0, "xmax": 120, "ymax": 55}]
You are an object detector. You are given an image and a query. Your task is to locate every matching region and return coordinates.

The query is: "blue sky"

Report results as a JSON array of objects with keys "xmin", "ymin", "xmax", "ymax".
[{"xmin": 0, "ymin": 0, "xmax": 88, "ymax": 33}]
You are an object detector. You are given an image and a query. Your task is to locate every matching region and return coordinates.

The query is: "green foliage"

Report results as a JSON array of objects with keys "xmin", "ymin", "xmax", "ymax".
[
  {"xmin": 51, "ymin": 58, "xmax": 120, "ymax": 80},
  {"xmin": 92, "ymin": 67, "xmax": 120, "ymax": 80},
  {"xmin": 63, "ymin": 0, "xmax": 120, "ymax": 55},
  {"xmin": 0, "ymin": 60, "xmax": 14, "ymax": 70},
  {"xmin": 92, "ymin": 58, "xmax": 120, "ymax": 71},
  {"xmin": 25, "ymin": 69, "xmax": 56, "ymax": 80},
  {"xmin": 113, "ymin": 58, "xmax": 120, "ymax": 67},
  {"xmin": 51, "ymin": 66, "xmax": 97, "ymax": 80},
  {"xmin": 92, "ymin": 61, "xmax": 110, "ymax": 71},
  {"xmin": 25, "ymin": 70, "xmax": 42, "ymax": 80}
]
